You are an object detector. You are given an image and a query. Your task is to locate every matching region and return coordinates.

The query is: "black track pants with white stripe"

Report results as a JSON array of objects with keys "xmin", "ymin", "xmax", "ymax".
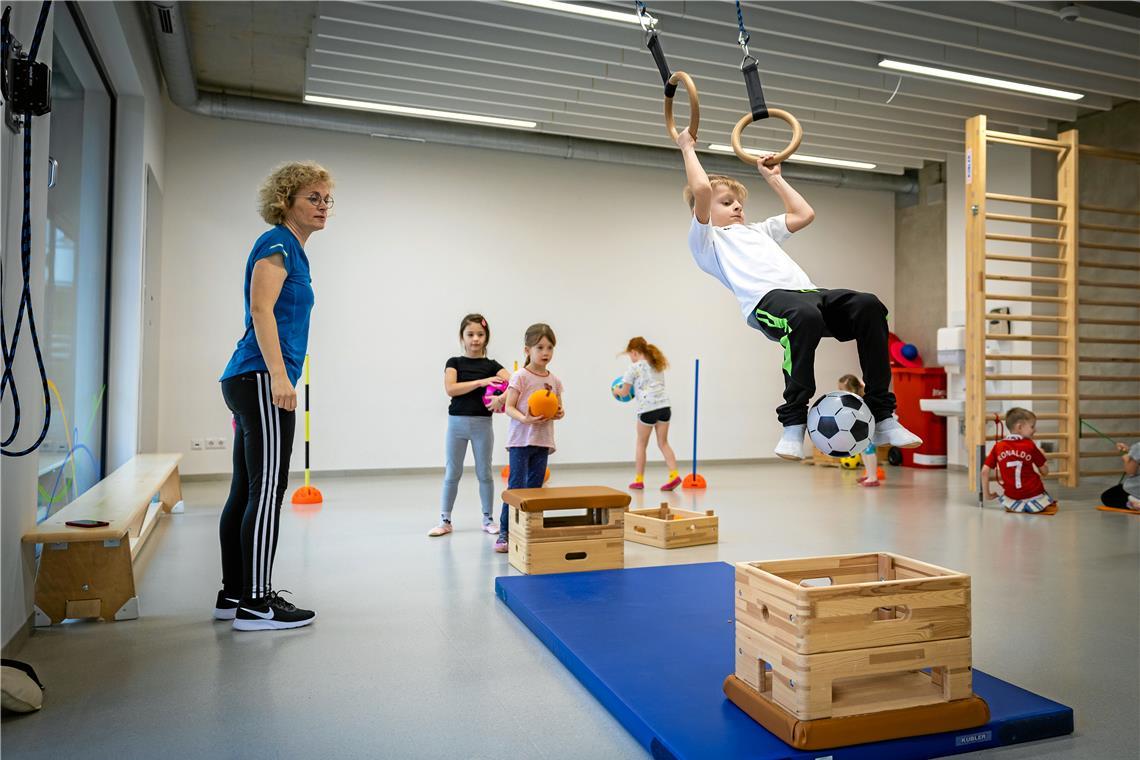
[{"xmin": 220, "ymin": 372, "xmax": 296, "ymax": 601}]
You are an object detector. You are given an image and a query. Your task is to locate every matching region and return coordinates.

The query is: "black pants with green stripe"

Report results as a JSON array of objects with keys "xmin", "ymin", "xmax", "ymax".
[{"xmin": 753, "ymin": 289, "xmax": 895, "ymax": 426}]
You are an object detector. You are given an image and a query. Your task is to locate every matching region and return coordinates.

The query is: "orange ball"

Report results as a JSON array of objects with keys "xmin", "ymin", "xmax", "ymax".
[{"xmin": 527, "ymin": 388, "xmax": 560, "ymax": 418}]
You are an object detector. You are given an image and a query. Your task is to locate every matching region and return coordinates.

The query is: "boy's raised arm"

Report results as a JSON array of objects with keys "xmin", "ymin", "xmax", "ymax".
[
  {"xmin": 676, "ymin": 130, "xmax": 712, "ymax": 224},
  {"xmin": 756, "ymin": 156, "xmax": 815, "ymax": 233}
]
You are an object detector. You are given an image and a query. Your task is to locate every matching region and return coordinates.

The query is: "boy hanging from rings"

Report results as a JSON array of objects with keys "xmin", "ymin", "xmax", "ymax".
[{"xmin": 675, "ymin": 129, "xmax": 922, "ymax": 460}]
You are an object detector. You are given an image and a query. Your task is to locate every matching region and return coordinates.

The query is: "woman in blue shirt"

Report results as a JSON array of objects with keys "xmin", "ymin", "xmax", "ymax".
[{"xmin": 215, "ymin": 161, "xmax": 331, "ymax": 631}]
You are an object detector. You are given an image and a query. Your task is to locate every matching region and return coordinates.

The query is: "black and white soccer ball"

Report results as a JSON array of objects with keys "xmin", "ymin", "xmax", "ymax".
[{"xmin": 807, "ymin": 391, "xmax": 875, "ymax": 457}]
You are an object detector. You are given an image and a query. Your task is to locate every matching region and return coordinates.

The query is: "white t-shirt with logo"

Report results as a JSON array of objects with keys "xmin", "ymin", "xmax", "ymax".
[
  {"xmin": 621, "ymin": 360, "xmax": 670, "ymax": 415},
  {"xmin": 687, "ymin": 214, "xmax": 816, "ymax": 326}
]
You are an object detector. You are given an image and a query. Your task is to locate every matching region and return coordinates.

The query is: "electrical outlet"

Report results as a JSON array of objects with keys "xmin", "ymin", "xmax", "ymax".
[
  {"xmin": 191, "ymin": 439, "xmax": 204, "ymax": 451},
  {"xmin": 206, "ymin": 437, "xmax": 226, "ymax": 450}
]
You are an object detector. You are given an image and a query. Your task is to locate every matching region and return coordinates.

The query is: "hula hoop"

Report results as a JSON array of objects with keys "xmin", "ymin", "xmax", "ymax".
[
  {"xmin": 729, "ymin": 108, "xmax": 802, "ymax": 165},
  {"xmin": 663, "ymin": 71, "xmax": 700, "ymax": 141}
]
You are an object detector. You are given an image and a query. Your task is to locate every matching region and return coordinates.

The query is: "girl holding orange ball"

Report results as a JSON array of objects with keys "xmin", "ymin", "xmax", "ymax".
[{"xmin": 495, "ymin": 323, "xmax": 564, "ymax": 553}]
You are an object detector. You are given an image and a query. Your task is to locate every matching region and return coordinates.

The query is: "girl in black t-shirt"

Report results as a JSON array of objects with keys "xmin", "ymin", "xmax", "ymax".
[{"xmin": 429, "ymin": 314, "xmax": 512, "ymax": 537}]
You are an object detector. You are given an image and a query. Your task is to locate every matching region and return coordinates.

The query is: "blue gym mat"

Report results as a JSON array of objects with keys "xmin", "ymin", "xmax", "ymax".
[{"xmin": 496, "ymin": 562, "xmax": 1073, "ymax": 760}]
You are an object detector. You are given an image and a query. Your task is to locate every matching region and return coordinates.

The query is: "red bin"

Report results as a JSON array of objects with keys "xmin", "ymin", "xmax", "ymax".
[{"xmin": 890, "ymin": 367, "xmax": 947, "ymax": 468}]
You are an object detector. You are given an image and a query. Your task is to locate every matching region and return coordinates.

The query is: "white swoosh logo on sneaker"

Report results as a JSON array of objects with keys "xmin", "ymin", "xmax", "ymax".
[{"xmin": 240, "ymin": 606, "xmax": 274, "ymax": 619}]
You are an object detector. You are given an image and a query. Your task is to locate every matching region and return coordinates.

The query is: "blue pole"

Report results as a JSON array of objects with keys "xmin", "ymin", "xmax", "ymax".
[{"xmin": 691, "ymin": 358, "xmax": 700, "ymax": 477}]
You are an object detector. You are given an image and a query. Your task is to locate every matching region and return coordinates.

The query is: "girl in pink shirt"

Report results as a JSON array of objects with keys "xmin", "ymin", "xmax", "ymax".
[{"xmin": 495, "ymin": 323, "xmax": 564, "ymax": 552}]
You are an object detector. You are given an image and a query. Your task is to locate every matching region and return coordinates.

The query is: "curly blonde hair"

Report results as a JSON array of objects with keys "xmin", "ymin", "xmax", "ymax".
[
  {"xmin": 683, "ymin": 174, "xmax": 748, "ymax": 209},
  {"xmin": 257, "ymin": 161, "xmax": 334, "ymax": 225}
]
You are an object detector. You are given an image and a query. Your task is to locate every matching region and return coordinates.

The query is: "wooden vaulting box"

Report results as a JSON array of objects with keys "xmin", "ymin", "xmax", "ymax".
[
  {"xmin": 503, "ymin": 486, "xmax": 630, "ymax": 575},
  {"xmin": 726, "ymin": 552, "xmax": 987, "ymax": 748},
  {"xmin": 624, "ymin": 503, "xmax": 718, "ymax": 549}
]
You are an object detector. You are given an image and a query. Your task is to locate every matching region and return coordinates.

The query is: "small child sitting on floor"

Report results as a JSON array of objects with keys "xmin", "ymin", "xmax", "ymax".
[
  {"xmin": 982, "ymin": 407, "xmax": 1056, "ymax": 514},
  {"xmin": 1101, "ymin": 442, "xmax": 1140, "ymax": 511}
]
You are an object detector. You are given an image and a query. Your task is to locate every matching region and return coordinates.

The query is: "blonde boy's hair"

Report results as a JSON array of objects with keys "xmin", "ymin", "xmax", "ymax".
[
  {"xmin": 683, "ymin": 175, "xmax": 748, "ymax": 209},
  {"xmin": 1005, "ymin": 407, "xmax": 1037, "ymax": 428}
]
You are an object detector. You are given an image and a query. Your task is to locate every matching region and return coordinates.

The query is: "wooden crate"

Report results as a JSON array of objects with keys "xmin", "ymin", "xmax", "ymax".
[
  {"xmin": 504, "ymin": 486, "xmax": 630, "ymax": 575},
  {"xmin": 734, "ymin": 552, "xmax": 973, "ymax": 720},
  {"xmin": 624, "ymin": 503, "xmax": 718, "ymax": 549}
]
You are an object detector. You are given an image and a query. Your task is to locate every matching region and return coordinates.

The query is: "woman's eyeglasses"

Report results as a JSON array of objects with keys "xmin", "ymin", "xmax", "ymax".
[{"xmin": 292, "ymin": 193, "xmax": 335, "ymax": 208}]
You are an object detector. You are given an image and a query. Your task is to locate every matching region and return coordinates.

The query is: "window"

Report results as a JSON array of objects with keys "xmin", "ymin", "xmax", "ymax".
[{"xmin": 36, "ymin": 4, "xmax": 113, "ymax": 520}]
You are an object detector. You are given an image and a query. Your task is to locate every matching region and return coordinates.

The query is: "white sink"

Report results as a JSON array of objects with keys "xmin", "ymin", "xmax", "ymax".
[{"xmin": 920, "ymin": 398, "xmax": 965, "ymax": 417}]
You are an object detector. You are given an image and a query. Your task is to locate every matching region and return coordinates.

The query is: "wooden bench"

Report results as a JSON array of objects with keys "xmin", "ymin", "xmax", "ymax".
[{"xmin": 22, "ymin": 454, "xmax": 184, "ymax": 626}]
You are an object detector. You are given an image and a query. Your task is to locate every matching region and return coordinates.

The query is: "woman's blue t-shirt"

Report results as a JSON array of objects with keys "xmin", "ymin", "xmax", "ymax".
[{"xmin": 220, "ymin": 225, "xmax": 314, "ymax": 386}]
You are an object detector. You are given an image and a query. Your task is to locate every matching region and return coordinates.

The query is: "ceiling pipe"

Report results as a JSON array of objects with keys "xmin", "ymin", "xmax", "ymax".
[{"xmin": 146, "ymin": 2, "xmax": 918, "ymax": 195}]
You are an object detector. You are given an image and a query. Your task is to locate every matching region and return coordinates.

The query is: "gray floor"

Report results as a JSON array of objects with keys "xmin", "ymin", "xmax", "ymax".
[{"xmin": 3, "ymin": 462, "xmax": 1138, "ymax": 759}]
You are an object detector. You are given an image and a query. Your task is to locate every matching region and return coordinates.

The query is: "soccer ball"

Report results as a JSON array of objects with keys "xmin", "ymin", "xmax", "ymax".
[{"xmin": 807, "ymin": 392, "xmax": 875, "ymax": 457}]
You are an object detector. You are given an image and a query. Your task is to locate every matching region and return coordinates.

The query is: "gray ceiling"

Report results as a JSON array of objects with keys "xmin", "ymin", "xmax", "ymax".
[{"xmin": 187, "ymin": 1, "xmax": 1140, "ymax": 175}]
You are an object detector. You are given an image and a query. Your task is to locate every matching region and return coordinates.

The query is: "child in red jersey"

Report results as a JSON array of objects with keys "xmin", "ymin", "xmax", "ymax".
[{"xmin": 982, "ymin": 407, "xmax": 1056, "ymax": 514}]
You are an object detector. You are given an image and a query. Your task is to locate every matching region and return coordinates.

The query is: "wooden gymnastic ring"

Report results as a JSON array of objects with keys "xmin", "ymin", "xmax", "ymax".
[
  {"xmin": 730, "ymin": 108, "xmax": 803, "ymax": 166},
  {"xmin": 664, "ymin": 71, "xmax": 700, "ymax": 141}
]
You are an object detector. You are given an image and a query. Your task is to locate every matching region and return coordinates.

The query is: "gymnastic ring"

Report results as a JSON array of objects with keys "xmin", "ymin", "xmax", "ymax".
[
  {"xmin": 730, "ymin": 108, "xmax": 803, "ymax": 166},
  {"xmin": 664, "ymin": 71, "xmax": 700, "ymax": 141}
]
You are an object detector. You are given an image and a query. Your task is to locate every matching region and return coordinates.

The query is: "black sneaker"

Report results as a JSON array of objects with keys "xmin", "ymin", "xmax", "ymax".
[
  {"xmin": 213, "ymin": 590, "xmax": 240, "ymax": 621},
  {"xmin": 232, "ymin": 590, "xmax": 315, "ymax": 631}
]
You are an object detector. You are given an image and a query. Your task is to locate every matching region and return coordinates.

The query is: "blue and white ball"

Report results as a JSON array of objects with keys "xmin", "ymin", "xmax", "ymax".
[
  {"xmin": 611, "ymin": 377, "xmax": 635, "ymax": 403},
  {"xmin": 807, "ymin": 392, "xmax": 875, "ymax": 457}
]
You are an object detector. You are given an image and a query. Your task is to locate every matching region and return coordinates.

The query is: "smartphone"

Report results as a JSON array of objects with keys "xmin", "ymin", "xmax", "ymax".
[{"xmin": 65, "ymin": 519, "xmax": 110, "ymax": 528}]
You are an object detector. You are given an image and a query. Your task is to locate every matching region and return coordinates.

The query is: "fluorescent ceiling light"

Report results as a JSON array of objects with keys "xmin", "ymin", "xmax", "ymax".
[
  {"xmin": 499, "ymin": 0, "xmax": 641, "ymax": 24},
  {"xmin": 304, "ymin": 94, "xmax": 538, "ymax": 129},
  {"xmin": 878, "ymin": 59, "xmax": 1084, "ymax": 101},
  {"xmin": 707, "ymin": 144, "xmax": 878, "ymax": 171}
]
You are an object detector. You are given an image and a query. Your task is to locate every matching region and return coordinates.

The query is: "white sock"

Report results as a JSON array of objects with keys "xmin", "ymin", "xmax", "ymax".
[{"xmin": 782, "ymin": 424, "xmax": 806, "ymax": 441}]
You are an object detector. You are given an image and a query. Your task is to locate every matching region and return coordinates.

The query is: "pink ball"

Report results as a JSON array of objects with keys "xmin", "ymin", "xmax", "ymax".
[{"xmin": 483, "ymin": 381, "xmax": 508, "ymax": 412}]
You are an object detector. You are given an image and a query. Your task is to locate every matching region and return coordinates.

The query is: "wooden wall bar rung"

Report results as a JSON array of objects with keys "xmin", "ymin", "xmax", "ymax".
[
  {"xmin": 985, "ymin": 192, "xmax": 1064, "ymax": 207},
  {"xmin": 1079, "ymin": 337, "xmax": 1140, "ymax": 345},
  {"xmin": 1079, "ymin": 261, "xmax": 1140, "ymax": 272},
  {"xmin": 1078, "ymin": 412, "xmax": 1140, "ymax": 418},
  {"xmin": 1080, "ymin": 355, "xmax": 1140, "ymax": 363},
  {"xmin": 986, "ymin": 374, "xmax": 1066, "ymax": 381},
  {"xmin": 1080, "ymin": 469, "xmax": 1129, "ymax": 477},
  {"xmin": 1079, "ymin": 144, "xmax": 1140, "ymax": 163},
  {"xmin": 1079, "ymin": 279, "xmax": 1140, "ymax": 290},
  {"xmin": 1080, "ymin": 222, "xmax": 1140, "ymax": 235},
  {"xmin": 986, "ymin": 273, "xmax": 1065, "ymax": 285},
  {"xmin": 985, "ymin": 213, "xmax": 1066, "ymax": 227},
  {"xmin": 1079, "ymin": 241, "xmax": 1140, "ymax": 253},
  {"xmin": 988, "ymin": 434, "xmax": 1064, "ymax": 442},
  {"xmin": 985, "ymin": 393, "xmax": 1068, "ymax": 400},
  {"xmin": 990, "ymin": 314, "xmax": 1065, "ymax": 323},
  {"xmin": 1079, "ymin": 298, "xmax": 1138, "ymax": 308},
  {"xmin": 1080, "ymin": 394, "xmax": 1140, "ymax": 400},
  {"xmin": 1077, "ymin": 451, "xmax": 1130, "ymax": 458},
  {"xmin": 1081, "ymin": 318, "xmax": 1140, "ymax": 327},
  {"xmin": 985, "ymin": 253, "xmax": 1065, "ymax": 266},
  {"xmin": 1083, "ymin": 430, "xmax": 1140, "ymax": 439},
  {"xmin": 1081, "ymin": 204, "xmax": 1140, "ymax": 217},
  {"xmin": 985, "ymin": 292, "xmax": 1067, "ymax": 304},
  {"xmin": 985, "ymin": 333, "xmax": 1067, "ymax": 342},
  {"xmin": 1079, "ymin": 374, "xmax": 1140, "ymax": 382},
  {"xmin": 985, "ymin": 233, "xmax": 1065, "ymax": 246},
  {"xmin": 988, "ymin": 130, "xmax": 1067, "ymax": 149},
  {"xmin": 987, "ymin": 353, "xmax": 1065, "ymax": 361}
]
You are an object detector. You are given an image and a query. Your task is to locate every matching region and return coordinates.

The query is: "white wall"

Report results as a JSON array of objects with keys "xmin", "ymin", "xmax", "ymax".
[{"xmin": 158, "ymin": 108, "xmax": 895, "ymax": 476}]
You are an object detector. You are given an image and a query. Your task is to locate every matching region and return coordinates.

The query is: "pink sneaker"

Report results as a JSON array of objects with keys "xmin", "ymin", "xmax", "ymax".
[
  {"xmin": 660, "ymin": 476, "xmax": 682, "ymax": 492},
  {"xmin": 856, "ymin": 477, "xmax": 880, "ymax": 488},
  {"xmin": 428, "ymin": 523, "xmax": 453, "ymax": 537},
  {"xmin": 628, "ymin": 481, "xmax": 645, "ymax": 490},
  {"xmin": 494, "ymin": 537, "xmax": 508, "ymax": 553},
  {"xmin": 482, "ymin": 521, "xmax": 499, "ymax": 535}
]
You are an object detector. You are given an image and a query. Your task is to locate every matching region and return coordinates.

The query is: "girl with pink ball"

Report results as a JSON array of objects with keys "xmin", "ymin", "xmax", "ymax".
[{"xmin": 428, "ymin": 314, "xmax": 511, "ymax": 537}]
